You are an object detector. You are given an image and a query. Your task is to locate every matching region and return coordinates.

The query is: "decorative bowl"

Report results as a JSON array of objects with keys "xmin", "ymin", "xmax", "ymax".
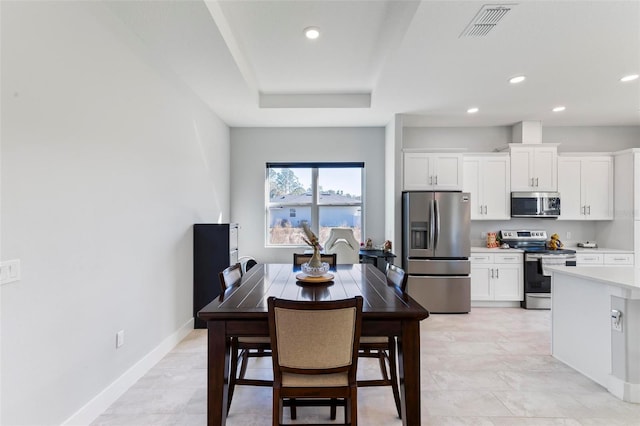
[{"xmin": 301, "ymin": 262, "xmax": 330, "ymax": 276}]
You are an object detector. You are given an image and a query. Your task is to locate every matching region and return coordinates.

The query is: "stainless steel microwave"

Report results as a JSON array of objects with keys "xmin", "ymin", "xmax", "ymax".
[{"xmin": 511, "ymin": 192, "xmax": 560, "ymax": 218}]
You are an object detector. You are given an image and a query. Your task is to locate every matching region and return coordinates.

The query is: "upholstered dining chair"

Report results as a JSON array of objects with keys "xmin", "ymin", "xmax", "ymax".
[
  {"xmin": 292, "ymin": 253, "xmax": 337, "ymax": 268},
  {"xmin": 323, "ymin": 228, "xmax": 360, "ymax": 264},
  {"xmin": 356, "ymin": 263, "xmax": 408, "ymax": 419},
  {"xmin": 267, "ymin": 296, "xmax": 363, "ymax": 426},
  {"xmin": 218, "ymin": 263, "xmax": 272, "ymax": 413}
]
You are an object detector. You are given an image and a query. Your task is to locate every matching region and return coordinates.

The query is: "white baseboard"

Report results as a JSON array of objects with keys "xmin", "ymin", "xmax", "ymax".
[
  {"xmin": 471, "ymin": 301, "xmax": 521, "ymax": 308},
  {"xmin": 608, "ymin": 374, "xmax": 640, "ymax": 403},
  {"xmin": 62, "ymin": 317, "xmax": 195, "ymax": 426}
]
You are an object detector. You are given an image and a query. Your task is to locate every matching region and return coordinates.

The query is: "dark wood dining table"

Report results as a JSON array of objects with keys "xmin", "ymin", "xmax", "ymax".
[{"xmin": 197, "ymin": 263, "xmax": 430, "ymax": 426}]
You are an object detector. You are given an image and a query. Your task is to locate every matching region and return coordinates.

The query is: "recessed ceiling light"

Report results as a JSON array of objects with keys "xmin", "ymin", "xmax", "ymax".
[
  {"xmin": 509, "ymin": 75, "xmax": 526, "ymax": 84},
  {"xmin": 304, "ymin": 27, "xmax": 320, "ymax": 40},
  {"xmin": 467, "ymin": 107, "xmax": 479, "ymax": 114},
  {"xmin": 552, "ymin": 106, "xmax": 566, "ymax": 112},
  {"xmin": 620, "ymin": 74, "xmax": 639, "ymax": 82}
]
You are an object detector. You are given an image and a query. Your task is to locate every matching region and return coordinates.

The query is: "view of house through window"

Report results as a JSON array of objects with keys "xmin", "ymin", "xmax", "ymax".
[{"xmin": 266, "ymin": 162, "xmax": 363, "ymax": 247}]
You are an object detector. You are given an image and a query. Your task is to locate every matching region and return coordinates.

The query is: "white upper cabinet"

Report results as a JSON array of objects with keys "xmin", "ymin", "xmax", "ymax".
[
  {"xmin": 403, "ymin": 152, "xmax": 463, "ymax": 191},
  {"xmin": 463, "ymin": 154, "xmax": 510, "ymax": 220},
  {"xmin": 510, "ymin": 145, "xmax": 558, "ymax": 191},
  {"xmin": 558, "ymin": 155, "xmax": 613, "ymax": 220}
]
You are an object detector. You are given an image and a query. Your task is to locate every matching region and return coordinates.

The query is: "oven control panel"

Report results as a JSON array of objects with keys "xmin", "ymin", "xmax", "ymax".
[{"xmin": 500, "ymin": 230, "xmax": 547, "ymax": 240}]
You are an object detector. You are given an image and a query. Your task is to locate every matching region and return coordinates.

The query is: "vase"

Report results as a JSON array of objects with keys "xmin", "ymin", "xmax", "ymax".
[{"xmin": 308, "ymin": 246, "xmax": 323, "ymax": 268}]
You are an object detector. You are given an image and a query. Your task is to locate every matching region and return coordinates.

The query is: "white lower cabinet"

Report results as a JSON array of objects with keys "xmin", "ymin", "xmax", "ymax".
[
  {"xmin": 470, "ymin": 252, "xmax": 523, "ymax": 301},
  {"xmin": 576, "ymin": 252, "xmax": 634, "ymax": 266}
]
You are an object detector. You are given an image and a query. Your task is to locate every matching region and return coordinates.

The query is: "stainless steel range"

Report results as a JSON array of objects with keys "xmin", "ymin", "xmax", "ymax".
[{"xmin": 499, "ymin": 230, "xmax": 576, "ymax": 310}]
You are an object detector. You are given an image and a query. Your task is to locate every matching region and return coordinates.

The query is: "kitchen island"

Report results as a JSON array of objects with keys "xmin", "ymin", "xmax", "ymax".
[{"xmin": 548, "ymin": 265, "xmax": 640, "ymax": 403}]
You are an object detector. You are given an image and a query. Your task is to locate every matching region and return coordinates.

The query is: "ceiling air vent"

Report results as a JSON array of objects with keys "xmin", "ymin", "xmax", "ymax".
[{"xmin": 460, "ymin": 4, "xmax": 515, "ymax": 37}]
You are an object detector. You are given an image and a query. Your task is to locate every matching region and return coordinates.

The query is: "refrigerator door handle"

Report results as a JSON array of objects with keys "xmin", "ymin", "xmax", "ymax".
[
  {"xmin": 430, "ymin": 199, "xmax": 436, "ymax": 249},
  {"xmin": 434, "ymin": 199, "xmax": 440, "ymax": 250}
]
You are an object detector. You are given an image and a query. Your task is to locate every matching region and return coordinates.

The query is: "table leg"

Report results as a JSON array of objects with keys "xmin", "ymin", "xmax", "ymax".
[
  {"xmin": 397, "ymin": 320, "xmax": 421, "ymax": 425},
  {"xmin": 208, "ymin": 321, "xmax": 229, "ymax": 426}
]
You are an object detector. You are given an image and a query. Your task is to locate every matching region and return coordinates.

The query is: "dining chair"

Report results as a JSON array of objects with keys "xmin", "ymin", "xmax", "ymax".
[
  {"xmin": 323, "ymin": 228, "xmax": 360, "ymax": 264},
  {"xmin": 267, "ymin": 295, "xmax": 363, "ymax": 426},
  {"xmin": 293, "ymin": 252, "xmax": 337, "ymax": 268},
  {"xmin": 356, "ymin": 263, "xmax": 408, "ymax": 419},
  {"xmin": 218, "ymin": 263, "xmax": 272, "ymax": 413}
]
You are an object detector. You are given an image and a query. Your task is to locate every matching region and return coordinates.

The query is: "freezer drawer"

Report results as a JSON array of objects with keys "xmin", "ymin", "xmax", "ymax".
[
  {"xmin": 407, "ymin": 258, "xmax": 470, "ymax": 275},
  {"xmin": 406, "ymin": 275, "xmax": 470, "ymax": 314}
]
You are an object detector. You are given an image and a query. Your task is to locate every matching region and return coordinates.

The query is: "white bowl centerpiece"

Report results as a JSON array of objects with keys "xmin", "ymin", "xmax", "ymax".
[{"xmin": 301, "ymin": 261, "xmax": 330, "ymax": 277}]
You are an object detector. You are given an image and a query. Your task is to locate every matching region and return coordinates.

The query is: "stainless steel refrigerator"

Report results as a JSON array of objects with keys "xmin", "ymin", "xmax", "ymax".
[{"xmin": 402, "ymin": 191, "xmax": 471, "ymax": 313}]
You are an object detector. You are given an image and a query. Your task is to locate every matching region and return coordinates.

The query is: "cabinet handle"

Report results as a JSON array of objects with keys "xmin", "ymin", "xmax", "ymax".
[
  {"xmin": 435, "ymin": 175, "xmax": 438, "ymax": 185},
  {"xmin": 429, "ymin": 175, "xmax": 433, "ymax": 185},
  {"xmin": 496, "ymin": 268, "xmax": 499, "ymax": 279},
  {"xmin": 587, "ymin": 205, "xmax": 591, "ymax": 215},
  {"xmin": 535, "ymin": 177, "xmax": 539, "ymax": 187},
  {"xmin": 582, "ymin": 205, "xmax": 586, "ymax": 215},
  {"xmin": 484, "ymin": 205, "xmax": 488, "ymax": 214},
  {"xmin": 530, "ymin": 177, "xmax": 535, "ymax": 187},
  {"xmin": 502, "ymin": 257, "xmax": 515, "ymax": 260},
  {"xmin": 491, "ymin": 268, "xmax": 494, "ymax": 278},
  {"xmin": 479, "ymin": 206, "xmax": 483, "ymax": 214}
]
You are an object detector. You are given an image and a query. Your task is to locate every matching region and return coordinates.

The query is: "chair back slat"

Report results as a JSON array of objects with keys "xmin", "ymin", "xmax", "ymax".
[
  {"xmin": 293, "ymin": 253, "xmax": 337, "ymax": 267},
  {"xmin": 218, "ymin": 263, "xmax": 242, "ymax": 293},
  {"xmin": 268, "ymin": 297, "xmax": 363, "ymax": 378},
  {"xmin": 386, "ymin": 264, "xmax": 407, "ymax": 292}
]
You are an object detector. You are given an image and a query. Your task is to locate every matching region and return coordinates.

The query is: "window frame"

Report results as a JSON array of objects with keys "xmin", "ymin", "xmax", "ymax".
[{"xmin": 265, "ymin": 162, "xmax": 364, "ymax": 248}]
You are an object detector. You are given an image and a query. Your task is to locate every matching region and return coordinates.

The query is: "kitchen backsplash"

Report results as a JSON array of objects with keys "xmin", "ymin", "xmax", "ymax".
[{"xmin": 470, "ymin": 219, "xmax": 603, "ymax": 248}]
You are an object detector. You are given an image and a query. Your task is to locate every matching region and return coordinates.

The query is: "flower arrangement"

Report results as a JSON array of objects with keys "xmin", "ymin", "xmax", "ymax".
[
  {"xmin": 301, "ymin": 222, "xmax": 322, "ymax": 251},
  {"xmin": 301, "ymin": 222, "xmax": 326, "ymax": 272}
]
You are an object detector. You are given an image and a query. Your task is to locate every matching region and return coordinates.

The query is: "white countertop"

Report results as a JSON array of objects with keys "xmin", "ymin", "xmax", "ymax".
[
  {"xmin": 472, "ymin": 246, "xmax": 632, "ymax": 254},
  {"xmin": 547, "ymin": 265, "xmax": 640, "ymax": 290},
  {"xmin": 471, "ymin": 247, "xmax": 524, "ymax": 253},
  {"xmin": 571, "ymin": 247, "xmax": 634, "ymax": 254}
]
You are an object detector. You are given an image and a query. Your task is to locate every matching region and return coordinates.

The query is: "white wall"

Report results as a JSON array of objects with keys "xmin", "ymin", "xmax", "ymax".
[
  {"xmin": 230, "ymin": 127, "xmax": 385, "ymax": 263},
  {"xmin": 401, "ymin": 124, "xmax": 640, "ymax": 248},
  {"xmin": 403, "ymin": 125, "xmax": 640, "ymax": 153},
  {"xmin": 1, "ymin": 2, "xmax": 229, "ymax": 424}
]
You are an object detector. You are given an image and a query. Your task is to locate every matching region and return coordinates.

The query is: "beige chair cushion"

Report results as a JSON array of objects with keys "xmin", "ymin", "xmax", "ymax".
[
  {"xmin": 238, "ymin": 336, "xmax": 271, "ymax": 343},
  {"xmin": 359, "ymin": 336, "xmax": 388, "ymax": 344},
  {"xmin": 282, "ymin": 371, "xmax": 349, "ymax": 387},
  {"xmin": 274, "ymin": 307, "xmax": 356, "ymax": 369}
]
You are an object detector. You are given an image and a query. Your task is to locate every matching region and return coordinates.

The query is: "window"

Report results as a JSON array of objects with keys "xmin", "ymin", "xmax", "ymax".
[{"xmin": 266, "ymin": 162, "xmax": 363, "ymax": 247}]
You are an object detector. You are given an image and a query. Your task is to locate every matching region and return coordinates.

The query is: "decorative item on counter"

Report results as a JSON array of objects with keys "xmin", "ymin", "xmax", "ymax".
[
  {"xmin": 383, "ymin": 240, "xmax": 392, "ymax": 252},
  {"xmin": 365, "ymin": 238, "xmax": 373, "ymax": 249},
  {"xmin": 301, "ymin": 222, "xmax": 324, "ymax": 269},
  {"xmin": 486, "ymin": 232, "xmax": 499, "ymax": 248},
  {"xmin": 547, "ymin": 233, "xmax": 564, "ymax": 250}
]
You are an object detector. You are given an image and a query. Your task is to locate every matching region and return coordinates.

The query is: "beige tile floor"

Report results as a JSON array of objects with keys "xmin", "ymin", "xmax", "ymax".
[{"xmin": 92, "ymin": 308, "xmax": 640, "ymax": 425}]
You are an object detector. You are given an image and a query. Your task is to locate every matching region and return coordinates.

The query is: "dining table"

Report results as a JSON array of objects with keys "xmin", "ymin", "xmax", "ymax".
[{"xmin": 197, "ymin": 263, "xmax": 430, "ymax": 426}]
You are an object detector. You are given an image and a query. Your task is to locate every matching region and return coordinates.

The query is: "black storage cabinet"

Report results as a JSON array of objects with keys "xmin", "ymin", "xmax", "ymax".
[{"xmin": 193, "ymin": 223, "xmax": 238, "ymax": 329}]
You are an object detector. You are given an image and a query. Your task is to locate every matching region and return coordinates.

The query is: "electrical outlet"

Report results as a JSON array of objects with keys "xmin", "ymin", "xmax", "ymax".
[
  {"xmin": 116, "ymin": 330, "xmax": 125, "ymax": 348},
  {"xmin": 480, "ymin": 232, "xmax": 487, "ymax": 239},
  {"xmin": 566, "ymin": 231, "xmax": 572, "ymax": 240},
  {"xmin": 611, "ymin": 310, "xmax": 623, "ymax": 332},
  {"xmin": 0, "ymin": 259, "xmax": 21, "ymax": 285}
]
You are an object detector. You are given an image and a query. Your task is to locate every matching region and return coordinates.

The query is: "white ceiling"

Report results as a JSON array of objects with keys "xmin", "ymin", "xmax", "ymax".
[{"xmin": 104, "ymin": 0, "xmax": 640, "ymax": 128}]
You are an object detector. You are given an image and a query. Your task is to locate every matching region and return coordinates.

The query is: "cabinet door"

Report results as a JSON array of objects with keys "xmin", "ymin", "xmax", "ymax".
[
  {"xmin": 470, "ymin": 265, "xmax": 492, "ymax": 300},
  {"xmin": 463, "ymin": 158, "xmax": 482, "ymax": 219},
  {"xmin": 510, "ymin": 148, "xmax": 534, "ymax": 191},
  {"xmin": 558, "ymin": 157, "xmax": 584, "ymax": 220},
  {"xmin": 532, "ymin": 147, "xmax": 558, "ymax": 191},
  {"xmin": 492, "ymin": 264, "xmax": 522, "ymax": 301},
  {"xmin": 483, "ymin": 157, "xmax": 510, "ymax": 219},
  {"xmin": 583, "ymin": 157, "xmax": 613, "ymax": 220},
  {"xmin": 403, "ymin": 153, "xmax": 431, "ymax": 190},
  {"xmin": 433, "ymin": 154, "xmax": 463, "ymax": 190}
]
